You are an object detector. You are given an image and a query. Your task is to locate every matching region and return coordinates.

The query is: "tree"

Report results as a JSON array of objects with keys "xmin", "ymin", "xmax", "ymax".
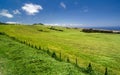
[{"xmin": 33, "ymin": 23, "xmax": 44, "ymax": 25}]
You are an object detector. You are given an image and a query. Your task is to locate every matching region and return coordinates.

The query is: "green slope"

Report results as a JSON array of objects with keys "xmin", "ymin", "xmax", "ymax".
[
  {"xmin": 0, "ymin": 35, "xmax": 85, "ymax": 75},
  {"xmin": 0, "ymin": 25, "xmax": 120, "ymax": 75}
]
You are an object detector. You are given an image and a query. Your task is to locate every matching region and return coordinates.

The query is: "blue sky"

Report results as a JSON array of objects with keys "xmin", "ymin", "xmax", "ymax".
[{"xmin": 0, "ymin": 0, "xmax": 120, "ymax": 27}]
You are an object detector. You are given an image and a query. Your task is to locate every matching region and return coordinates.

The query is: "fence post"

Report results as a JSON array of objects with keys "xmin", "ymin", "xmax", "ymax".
[
  {"xmin": 39, "ymin": 46, "xmax": 41, "ymax": 50},
  {"xmin": 31, "ymin": 44, "xmax": 33, "ymax": 48},
  {"xmin": 67, "ymin": 57, "xmax": 70, "ymax": 63},
  {"xmin": 35, "ymin": 45, "xmax": 37, "ymax": 49},
  {"xmin": 105, "ymin": 67, "xmax": 108, "ymax": 75},
  {"xmin": 76, "ymin": 58, "xmax": 78, "ymax": 66},
  {"xmin": 28, "ymin": 43, "xmax": 30, "ymax": 46},
  {"xmin": 60, "ymin": 52, "xmax": 61, "ymax": 61}
]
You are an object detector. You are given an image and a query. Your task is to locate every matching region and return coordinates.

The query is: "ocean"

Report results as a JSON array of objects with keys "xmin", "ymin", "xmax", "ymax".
[{"xmin": 79, "ymin": 26, "xmax": 120, "ymax": 31}]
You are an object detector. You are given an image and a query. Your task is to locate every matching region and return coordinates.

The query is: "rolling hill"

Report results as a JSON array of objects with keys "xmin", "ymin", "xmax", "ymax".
[{"xmin": 0, "ymin": 24, "xmax": 120, "ymax": 75}]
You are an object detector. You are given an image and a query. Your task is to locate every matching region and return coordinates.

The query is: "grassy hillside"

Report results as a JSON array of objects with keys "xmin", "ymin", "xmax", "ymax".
[
  {"xmin": 0, "ymin": 25, "xmax": 120, "ymax": 75},
  {"xmin": 0, "ymin": 34, "xmax": 87, "ymax": 75}
]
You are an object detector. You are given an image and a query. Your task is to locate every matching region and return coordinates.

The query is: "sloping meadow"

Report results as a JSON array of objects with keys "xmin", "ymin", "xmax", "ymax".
[
  {"xmin": 0, "ymin": 34, "xmax": 86, "ymax": 75},
  {"xmin": 0, "ymin": 25, "xmax": 120, "ymax": 75}
]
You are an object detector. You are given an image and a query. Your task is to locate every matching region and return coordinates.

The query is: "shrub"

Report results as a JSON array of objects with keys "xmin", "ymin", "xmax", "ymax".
[
  {"xmin": 86, "ymin": 63, "xmax": 93, "ymax": 73},
  {"xmin": 82, "ymin": 28, "xmax": 115, "ymax": 34},
  {"xmin": 39, "ymin": 46, "xmax": 41, "ymax": 50},
  {"xmin": 52, "ymin": 52, "xmax": 57, "ymax": 59},
  {"xmin": 67, "ymin": 57, "xmax": 70, "ymax": 63},
  {"xmin": 38, "ymin": 29, "xmax": 43, "ymax": 32},
  {"xmin": 23, "ymin": 41, "xmax": 25, "ymax": 44},
  {"xmin": 58, "ymin": 29, "xmax": 63, "ymax": 32},
  {"xmin": 31, "ymin": 45, "xmax": 34, "ymax": 48},
  {"xmin": 10, "ymin": 37, "xmax": 16, "ymax": 40},
  {"xmin": 0, "ymin": 32, "xmax": 6, "ymax": 35},
  {"xmin": 47, "ymin": 49, "xmax": 50, "ymax": 55},
  {"xmin": 28, "ymin": 43, "xmax": 31, "ymax": 46},
  {"xmin": 82, "ymin": 28, "xmax": 93, "ymax": 33},
  {"xmin": 35, "ymin": 45, "xmax": 37, "ymax": 49},
  {"xmin": 49, "ymin": 26, "xmax": 63, "ymax": 32}
]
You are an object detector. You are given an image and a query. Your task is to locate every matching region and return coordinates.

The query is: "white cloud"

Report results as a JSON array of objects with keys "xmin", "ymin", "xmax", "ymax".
[
  {"xmin": 13, "ymin": 9, "xmax": 21, "ymax": 14},
  {"xmin": 6, "ymin": 21, "xmax": 19, "ymax": 24},
  {"xmin": 0, "ymin": 9, "xmax": 13, "ymax": 18},
  {"xmin": 44, "ymin": 24, "xmax": 84, "ymax": 27},
  {"xmin": 22, "ymin": 3, "xmax": 43, "ymax": 15},
  {"xmin": 45, "ymin": 24, "xmax": 59, "ymax": 26},
  {"xmin": 60, "ymin": 2, "xmax": 66, "ymax": 9}
]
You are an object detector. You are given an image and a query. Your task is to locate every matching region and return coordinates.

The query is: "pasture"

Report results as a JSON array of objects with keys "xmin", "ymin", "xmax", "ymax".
[
  {"xmin": 0, "ymin": 34, "xmax": 86, "ymax": 75},
  {"xmin": 0, "ymin": 25, "xmax": 120, "ymax": 75}
]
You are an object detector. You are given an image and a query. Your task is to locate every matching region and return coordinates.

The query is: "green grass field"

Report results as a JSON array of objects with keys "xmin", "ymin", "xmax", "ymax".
[
  {"xmin": 0, "ymin": 25, "xmax": 120, "ymax": 75},
  {"xmin": 0, "ymin": 34, "xmax": 87, "ymax": 75}
]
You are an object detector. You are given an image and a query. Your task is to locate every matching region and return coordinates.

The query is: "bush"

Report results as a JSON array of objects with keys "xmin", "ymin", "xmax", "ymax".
[
  {"xmin": 49, "ymin": 26, "xmax": 63, "ymax": 32},
  {"xmin": 52, "ymin": 52, "xmax": 57, "ymax": 59},
  {"xmin": 35, "ymin": 45, "xmax": 37, "ymax": 49},
  {"xmin": 38, "ymin": 29, "xmax": 43, "ymax": 32},
  {"xmin": 0, "ymin": 32, "xmax": 6, "ymax": 35},
  {"xmin": 67, "ymin": 57, "xmax": 70, "ymax": 63},
  {"xmin": 82, "ymin": 28, "xmax": 93, "ymax": 33},
  {"xmin": 82, "ymin": 28, "xmax": 114, "ymax": 34},
  {"xmin": 86, "ymin": 63, "xmax": 93, "ymax": 73},
  {"xmin": 31, "ymin": 45, "xmax": 34, "ymax": 48},
  {"xmin": 47, "ymin": 49, "xmax": 51, "ymax": 55},
  {"xmin": 23, "ymin": 41, "xmax": 25, "ymax": 44},
  {"xmin": 28, "ymin": 43, "xmax": 30, "ymax": 46},
  {"xmin": 39, "ymin": 46, "xmax": 41, "ymax": 50}
]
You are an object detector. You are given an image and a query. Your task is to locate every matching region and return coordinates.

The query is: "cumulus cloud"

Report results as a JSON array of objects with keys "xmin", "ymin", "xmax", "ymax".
[
  {"xmin": 13, "ymin": 9, "xmax": 21, "ymax": 14},
  {"xmin": 0, "ymin": 9, "xmax": 13, "ymax": 18},
  {"xmin": 60, "ymin": 2, "xmax": 66, "ymax": 9},
  {"xmin": 22, "ymin": 3, "xmax": 43, "ymax": 15},
  {"xmin": 6, "ymin": 21, "xmax": 19, "ymax": 24}
]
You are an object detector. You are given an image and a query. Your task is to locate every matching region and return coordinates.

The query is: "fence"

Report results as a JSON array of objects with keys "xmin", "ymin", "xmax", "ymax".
[{"xmin": 0, "ymin": 32, "xmax": 108, "ymax": 75}]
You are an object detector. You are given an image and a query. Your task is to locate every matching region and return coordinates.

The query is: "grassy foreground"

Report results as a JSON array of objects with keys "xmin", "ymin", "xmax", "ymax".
[
  {"xmin": 0, "ymin": 34, "xmax": 86, "ymax": 75},
  {"xmin": 0, "ymin": 25, "xmax": 120, "ymax": 75}
]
